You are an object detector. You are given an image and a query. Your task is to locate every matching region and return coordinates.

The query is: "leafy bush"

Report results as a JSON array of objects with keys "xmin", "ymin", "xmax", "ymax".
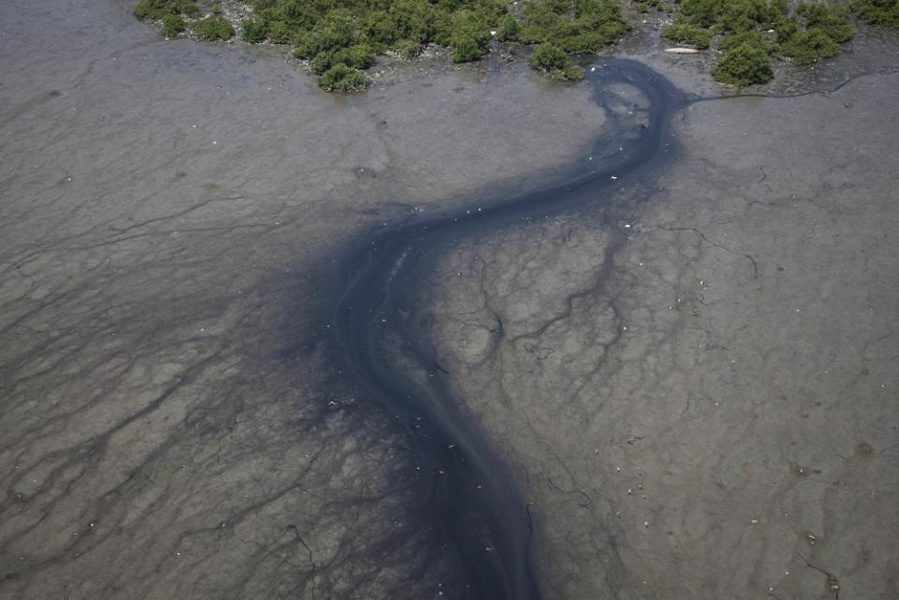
[
  {"xmin": 519, "ymin": 0, "xmax": 628, "ymax": 51},
  {"xmin": 717, "ymin": 27, "xmax": 770, "ymax": 53},
  {"xmin": 496, "ymin": 12, "xmax": 522, "ymax": 41},
  {"xmin": 389, "ymin": 0, "xmax": 437, "ymax": 44},
  {"xmin": 161, "ymin": 14, "xmax": 186, "ymax": 37},
  {"xmin": 243, "ymin": 0, "xmax": 627, "ymax": 89},
  {"xmin": 528, "ymin": 43, "xmax": 584, "ymax": 80},
  {"xmin": 680, "ymin": 0, "xmax": 724, "ymax": 27},
  {"xmin": 771, "ymin": 3, "xmax": 851, "ymax": 64},
  {"xmin": 664, "ymin": 0, "xmax": 860, "ymax": 85},
  {"xmin": 720, "ymin": 0, "xmax": 785, "ymax": 32},
  {"xmin": 797, "ymin": 2, "xmax": 854, "ymax": 42},
  {"xmin": 134, "ymin": 0, "xmax": 200, "ymax": 20},
  {"xmin": 853, "ymin": 0, "xmax": 899, "ymax": 27},
  {"xmin": 308, "ymin": 44, "xmax": 375, "ymax": 74},
  {"xmin": 448, "ymin": 10, "xmax": 491, "ymax": 62},
  {"xmin": 710, "ymin": 42, "xmax": 774, "ymax": 85},
  {"xmin": 634, "ymin": 0, "xmax": 664, "ymax": 12},
  {"xmin": 293, "ymin": 25, "xmax": 354, "ymax": 59},
  {"xmin": 661, "ymin": 18, "xmax": 714, "ymax": 48},
  {"xmin": 779, "ymin": 27, "xmax": 839, "ymax": 63},
  {"xmin": 318, "ymin": 64, "xmax": 368, "ymax": 91},
  {"xmin": 450, "ymin": 31, "xmax": 486, "ymax": 61},
  {"xmin": 242, "ymin": 17, "xmax": 268, "ymax": 43},
  {"xmin": 266, "ymin": 20, "xmax": 294, "ymax": 44},
  {"xmin": 392, "ymin": 39, "xmax": 422, "ymax": 57},
  {"xmin": 194, "ymin": 15, "xmax": 234, "ymax": 40},
  {"xmin": 554, "ymin": 31, "xmax": 605, "ymax": 53},
  {"xmin": 333, "ymin": 44, "xmax": 377, "ymax": 69}
]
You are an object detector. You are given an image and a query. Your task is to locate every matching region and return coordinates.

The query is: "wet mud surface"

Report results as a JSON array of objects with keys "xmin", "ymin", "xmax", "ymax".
[{"xmin": 2, "ymin": 0, "xmax": 898, "ymax": 598}]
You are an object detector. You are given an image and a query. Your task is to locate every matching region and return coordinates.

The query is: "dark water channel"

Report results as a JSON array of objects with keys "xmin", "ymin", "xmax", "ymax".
[{"xmin": 329, "ymin": 60, "xmax": 684, "ymax": 598}]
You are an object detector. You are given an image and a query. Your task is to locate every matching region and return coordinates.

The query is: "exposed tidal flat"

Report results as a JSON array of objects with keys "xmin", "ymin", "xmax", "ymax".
[{"xmin": 2, "ymin": 1, "xmax": 898, "ymax": 600}]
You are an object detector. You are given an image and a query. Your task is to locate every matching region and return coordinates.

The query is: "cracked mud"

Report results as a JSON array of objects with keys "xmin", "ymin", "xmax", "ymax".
[{"xmin": 2, "ymin": 0, "xmax": 898, "ymax": 598}]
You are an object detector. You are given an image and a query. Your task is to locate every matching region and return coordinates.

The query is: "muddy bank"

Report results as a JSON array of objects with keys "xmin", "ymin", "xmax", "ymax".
[
  {"xmin": 2, "ymin": 0, "xmax": 898, "ymax": 598},
  {"xmin": 426, "ymin": 61, "xmax": 899, "ymax": 600},
  {"xmin": 0, "ymin": 0, "xmax": 626, "ymax": 597}
]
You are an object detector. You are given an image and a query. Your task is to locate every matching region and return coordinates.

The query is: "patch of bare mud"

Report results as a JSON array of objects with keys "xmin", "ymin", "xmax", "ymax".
[
  {"xmin": 426, "ymin": 52, "xmax": 899, "ymax": 600},
  {"xmin": 2, "ymin": 0, "xmax": 897, "ymax": 597},
  {"xmin": 0, "ymin": 0, "xmax": 610, "ymax": 597}
]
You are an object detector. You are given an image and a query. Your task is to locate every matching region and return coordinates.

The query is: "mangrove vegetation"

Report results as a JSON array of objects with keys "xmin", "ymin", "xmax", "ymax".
[{"xmin": 132, "ymin": 0, "xmax": 899, "ymax": 90}]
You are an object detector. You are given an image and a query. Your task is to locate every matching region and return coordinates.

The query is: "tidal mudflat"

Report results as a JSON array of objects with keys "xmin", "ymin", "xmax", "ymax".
[{"xmin": 2, "ymin": 0, "xmax": 898, "ymax": 598}]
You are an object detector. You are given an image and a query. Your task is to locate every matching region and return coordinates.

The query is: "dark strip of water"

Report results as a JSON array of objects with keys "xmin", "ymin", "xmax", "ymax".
[{"xmin": 330, "ymin": 59, "xmax": 684, "ymax": 599}]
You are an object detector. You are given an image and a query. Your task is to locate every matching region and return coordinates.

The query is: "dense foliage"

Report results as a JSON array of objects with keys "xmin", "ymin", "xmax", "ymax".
[
  {"xmin": 134, "ymin": 0, "xmax": 235, "ymax": 40},
  {"xmin": 659, "ymin": 0, "xmax": 858, "ymax": 86},
  {"xmin": 515, "ymin": 0, "xmax": 630, "ymax": 53},
  {"xmin": 853, "ymin": 0, "xmax": 899, "ymax": 26},
  {"xmin": 528, "ymin": 42, "xmax": 585, "ymax": 79},
  {"xmin": 709, "ymin": 42, "xmax": 774, "ymax": 84},
  {"xmin": 242, "ymin": 0, "xmax": 625, "ymax": 89},
  {"xmin": 133, "ymin": 0, "xmax": 898, "ymax": 92},
  {"xmin": 660, "ymin": 17, "xmax": 713, "ymax": 49},
  {"xmin": 318, "ymin": 63, "xmax": 369, "ymax": 91},
  {"xmin": 161, "ymin": 13, "xmax": 187, "ymax": 37},
  {"xmin": 195, "ymin": 15, "xmax": 235, "ymax": 40},
  {"xmin": 133, "ymin": 0, "xmax": 199, "ymax": 20}
]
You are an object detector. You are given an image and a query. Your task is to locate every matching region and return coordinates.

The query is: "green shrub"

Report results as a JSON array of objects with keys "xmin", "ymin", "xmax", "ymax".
[
  {"xmin": 528, "ymin": 42, "xmax": 584, "ymax": 80},
  {"xmin": 663, "ymin": 0, "xmax": 859, "ymax": 84},
  {"xmin": 779, "ymin": 26, "xmax": 840, "ymax": 63},
  {"xmin": 194, "ymin": 15, "xmax": 234, "ymax": 40},
  {"xmin": 363, "ymin": 10, "xmax": 398, "ymax": 46},
  {"xmin": 333, "ymin": 44, "xmax": 377, "ymax": 69},
  {"xmin": 496, "ymin": 12, "xmax": 522, "ymax": 41},
  {"xmin": 711, "ymin": 42, "xmax": 774, "ymax": 85},
  {"xmin": 392, "ymin": 39, "xmax": 422, "ymax": 57},
  {"xmin": 720, "ymin": 0, "xmax": 785, "ymax": 32},
  {"xmin": 242, "ymin": 17, "xmax": 268, "ymax": 42},
  {"xmin": 318, "ymin": 64, "xmax": 368, "ymax": 91},
  {"xmin": 529, "ymin": 42, "xmax": 568, "ymax": 70},
  {"xmin": 266, "ymin": 20, "xmax": 294, "ymax": 44},
  {"xmin": 680, "ymin": 0, "xmax": 724, "ymax": 27},
  {"xmin": 161, "ymin": 14, "xmax": 186, "ymax": 36},
  {"xmin": 390, "ymin": 0, "xmax": 436, "ymax": 43},
  {"xmin": 797, "ymin": 2, "xmax": 854, "ymax": 42},
  {"xmin": 134, "ymin": 0, "xmax": 199, "ymax": 20},
  {"xmin": 308, "ymin": 45, "xmax": 375, "ymax": 76},
  {"xmin": 718, "ymin": 27, "xmax": 770, "ymax": 53},
  {"xmin": 293, "ymin": 25, "xmax": 354, "ymax": 59},
  {"xmin": 519, "ymin": 0, "xmax": 627, "ymax": 50},
  {"xmin": 448, "ymin": 10, "xmax": 491, "ymax": 62},
  {"xmin": 771, "ymin": 3, "xmax": 851, "ymax": 64},
  {"xmin": 634, "ymin": 0, "xmax": 663, "ymax": 12},
  {"xmin": 450, "ymin": 31, "xmax": 486, "ymax": 61},
  {"xmin": 308, "ymin": 51, "xmax": 335, "ymax": 74},
  {"xmin": 853, "ymin": 0, "xmax": 899, "ymax": 27},
  {"xmin": 774, "ymin": 13, "xmax": 800, "ymax": 41},
  {"xmin": 520, "ymin": 2, "xmax": 561, "ymax": 43},
  {"xmin": 660, "ymin": 19, "xmax": 714, "ymax": 48}
]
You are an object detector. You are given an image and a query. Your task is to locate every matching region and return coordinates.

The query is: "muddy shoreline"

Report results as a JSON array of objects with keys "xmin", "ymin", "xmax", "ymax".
[{"xmin": 2, "ymin": 0, "xmax": 897, "ymax": 598}]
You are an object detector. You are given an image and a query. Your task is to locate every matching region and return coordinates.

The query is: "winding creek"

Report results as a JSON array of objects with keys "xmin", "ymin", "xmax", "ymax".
[{"xmin": 329, "ymin": 60, "xmax": 684, "ymax": 598}]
